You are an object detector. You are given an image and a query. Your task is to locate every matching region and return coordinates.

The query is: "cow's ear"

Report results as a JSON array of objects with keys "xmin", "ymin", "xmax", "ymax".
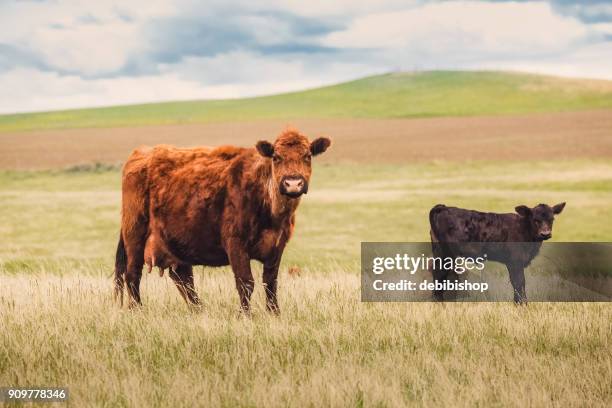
[
  {"xmin": 310, "ymin": 137, "xmax": 331, "ymax": 156},
  {"xmin": 515, "ymin": 205, "xmax": 531, "ymax": 217},
  {"xmin": 256, "ymin": 140, "xmax": 274, "ymax": 158},
  {"xmin": 552, "ymin": 202, "xmax": 566, "ymax": 215}
]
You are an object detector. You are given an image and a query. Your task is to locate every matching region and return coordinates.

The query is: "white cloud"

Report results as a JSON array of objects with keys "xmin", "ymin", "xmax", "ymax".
[
  {"xmin": 271, "ymin": 0, "xmax": 418, "ymax": 17},
  {"xmin": 0, "ymin": 0, "xmax": 177, "ymax": 76},
  {"xmin": 0, "ymin": 53, "xmax": 381, "ymax": 113},
  {"xmin": 591, "ymin": 22, "xmax": 612, "ymax": 36},
  {"xmin": 0, "ymin": 68, "xmax": 205, "ymax": 113},
  {"xmin": 474, "ymin": 42, "xmax": 612, "ymax": 80},
  {"xmin": 30, "ymin": 21, "xmax": 142, "ymax": 76},
  {"xmin": 325, "ymin": 2, "xmax": 588, "ymax": 54},
  {"xmin": 171, "ymin": 51, "xmax": 377, "ymax": 86}
]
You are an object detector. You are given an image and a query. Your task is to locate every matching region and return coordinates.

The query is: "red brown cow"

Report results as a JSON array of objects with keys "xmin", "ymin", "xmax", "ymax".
[{"xmin": 114, "ymin": 129, "xmax": 331, "ymax": 313}]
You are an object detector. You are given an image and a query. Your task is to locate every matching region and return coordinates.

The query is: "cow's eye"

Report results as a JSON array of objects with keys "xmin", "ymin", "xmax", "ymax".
[
  {"xmin": 304, "ymin": 154, "xmax": 312, "ymax": 162},
  {"xmin": 273, "ymin": 154, "xmax": 282, "ymax": 163}
]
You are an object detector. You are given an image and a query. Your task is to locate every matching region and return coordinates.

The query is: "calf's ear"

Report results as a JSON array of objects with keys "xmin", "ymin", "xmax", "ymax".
[
  {"xmin": 552, "ymin": 202, "xmax": 566, "ymax": 214},
  {"xmin": 310, "ymin": 137, "xmax": 331, "ymax": 156},
  {"xmin": 515, "ymin": 205, "xmax": 531, "ymax": 217},
  {"xmin": 256, "ymin": 141, "xmax": 274, "ymax": 158}
]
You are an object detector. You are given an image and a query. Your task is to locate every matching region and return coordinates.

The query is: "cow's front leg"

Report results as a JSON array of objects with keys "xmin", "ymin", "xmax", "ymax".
[
  {"xmin": 263, "ymin": 262, "xmax": 280, "ymax": 314},
  {"xmin": 169, "ymin": 264, "xmax": 202, "ymax": 311},
  {"xmin": 228, "ymin": 242, "xmax": 254, "ymax": 314},
  {"xmin": 507, "ymin": 264, "xmax": 527, "ymax": 304}
]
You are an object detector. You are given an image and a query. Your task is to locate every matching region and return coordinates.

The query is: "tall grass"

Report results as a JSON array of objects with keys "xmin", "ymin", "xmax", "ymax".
[{"xmin": 1, "ymin": 272, "xmax": 610, "ymax": 407}]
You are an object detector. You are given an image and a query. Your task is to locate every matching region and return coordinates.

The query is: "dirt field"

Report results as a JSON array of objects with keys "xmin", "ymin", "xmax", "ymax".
[{"xmin": 1, "ymin": 109, "xmax": 611, "ymax": 169}]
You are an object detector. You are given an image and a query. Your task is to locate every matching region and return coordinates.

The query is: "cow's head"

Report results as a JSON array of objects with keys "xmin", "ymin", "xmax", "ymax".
[
  {"xmin": 256, "ymin": 129, "xmax": 331, "ymax": 199},
  {"xmin": 515, "ymin": 202, "xmax": 566, "ymax": 241}
]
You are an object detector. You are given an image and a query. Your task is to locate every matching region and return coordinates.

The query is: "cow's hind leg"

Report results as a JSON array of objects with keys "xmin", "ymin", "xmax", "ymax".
[
  {"xmin": 114, "ymin": 233, "xmax": 127, "ymax": 306},
  {"xmin": 125, "ymin": 256, "xmax": 144, "ymax": 308},
  {"xmin": 169, "ymin": 264, "xmax": 202, "ymax": 311},
  {"xmin": 123, "ymin": 226, "xmax": 147, "ymax": 309},
  {"xmin": 120, "ymin": 150, "xmax": 150, "ymax": 309}
]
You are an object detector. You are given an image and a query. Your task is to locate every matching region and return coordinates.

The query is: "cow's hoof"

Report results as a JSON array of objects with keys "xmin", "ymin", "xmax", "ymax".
[
  {"xmin": 266, "ymin": 305, "xmax": 281, "ymax": 316},
  {"xmin": 188, "ymin": 303, "xmax": 204, "ymax": 314},
  {"xmin": 433, "ymin": 292, "xmax": 444, "ymax": 302}
]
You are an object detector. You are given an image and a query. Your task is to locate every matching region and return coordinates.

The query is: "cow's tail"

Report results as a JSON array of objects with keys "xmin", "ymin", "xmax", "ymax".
[
  {"xmin": 429, "ymin": 204, "xmax": 446, "ymax": 242},
  {"xmin": 114, "ymin": 232, "xmax": 127, "ymax": 306}
]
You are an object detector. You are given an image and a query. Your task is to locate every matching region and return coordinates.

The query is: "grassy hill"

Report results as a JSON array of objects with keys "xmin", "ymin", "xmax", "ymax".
[{"xmin": 2, "ymin": 70, "xmax": 612, "ymax": 132}]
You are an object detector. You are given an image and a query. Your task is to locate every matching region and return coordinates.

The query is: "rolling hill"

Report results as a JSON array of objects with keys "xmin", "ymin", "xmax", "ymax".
[{"xmin": 2, "ymin": 71, "xmax": 612, "ymax": 132}]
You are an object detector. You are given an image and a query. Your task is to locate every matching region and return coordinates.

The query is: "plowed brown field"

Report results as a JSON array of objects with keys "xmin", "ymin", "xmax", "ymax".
[{"xmin": 1, "ymin": 110, "xmax": 611, "ymax": 169}]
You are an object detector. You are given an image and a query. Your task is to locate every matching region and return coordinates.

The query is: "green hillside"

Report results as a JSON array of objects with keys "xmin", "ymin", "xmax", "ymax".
[{"xmin": 2, "ymin": 71, "xmax": 612, "ymax": 132}]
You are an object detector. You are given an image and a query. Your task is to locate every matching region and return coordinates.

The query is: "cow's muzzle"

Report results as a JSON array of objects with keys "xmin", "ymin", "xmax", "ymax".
[
  {"xmin": 280, "ymin": 176, "xmax": 308, "ymax": 198},
  {"xmin": 538, "ymin": 232, "xmax": 552, "ymax": 240}
]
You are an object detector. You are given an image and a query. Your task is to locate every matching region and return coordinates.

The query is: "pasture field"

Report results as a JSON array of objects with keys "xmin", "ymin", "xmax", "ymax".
[
  {"xmin": 1, "ymin": 159, "xmax": 611, "ymax": 407},
  {"xmin": 2, "ymin": 71, "xmax": 612, "ymax": 132},
  {"xmin": 1, "ymin": 70, "xmax": 611, "ymax": 406}
]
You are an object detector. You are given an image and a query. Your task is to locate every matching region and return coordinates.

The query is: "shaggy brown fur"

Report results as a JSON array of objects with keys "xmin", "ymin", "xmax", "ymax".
[{"xmin": 114, "ymin": 129, "xmax": 331, "ymax": 313}]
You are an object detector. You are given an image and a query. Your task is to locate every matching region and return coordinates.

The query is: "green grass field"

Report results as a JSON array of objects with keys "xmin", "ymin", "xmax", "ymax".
[
  {"xmin": 1, "ymin": 161, "xmax": 611, "ymax": 406},
  {"xmin": 2, "ymin": 71, "xmax": 612, "ymax": 132},
  {"xmin": 2, "ymin": 160, "xmax": 611, "ymax": 272}
]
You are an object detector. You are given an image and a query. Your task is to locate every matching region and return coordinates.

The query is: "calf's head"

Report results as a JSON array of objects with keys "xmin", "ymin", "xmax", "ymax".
[
  {"xmin": 515, "ymin": 202, "xmax": 566, "ymax": 240},
  {"xmin": 256, "ymin": 130, "xmax": 331, "ymax": 198}
]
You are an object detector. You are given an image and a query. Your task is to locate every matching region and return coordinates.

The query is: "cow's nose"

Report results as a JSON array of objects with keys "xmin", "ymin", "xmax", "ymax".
[
  {"xmin": 283, "ymin": 178, "xmax": 304, "ymax": 192},
  {"xmin": 540, "ymin": 231, "xmax": 552, "ymax": 240}
]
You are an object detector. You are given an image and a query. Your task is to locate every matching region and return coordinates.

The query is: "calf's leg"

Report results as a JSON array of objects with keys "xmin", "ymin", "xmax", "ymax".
[
  {"xmin": 169, "ymin": 264, "xmax": 202, "ymax": 310},
  {"xmin": 507, "ymin": 264, "xmax": 527, "ymax": 304},
  {"xmin": 430, "ymin": 241, "xmax": 447, "ymax": 301},
  {"xmin": 431, "ymin": 267, "xmax": 448, "ymax": 301}
]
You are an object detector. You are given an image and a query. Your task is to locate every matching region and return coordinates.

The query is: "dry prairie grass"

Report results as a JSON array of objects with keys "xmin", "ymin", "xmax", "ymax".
[{"xmin": 0, "ymin": 272, "xmax": 610, "ymax": 407}]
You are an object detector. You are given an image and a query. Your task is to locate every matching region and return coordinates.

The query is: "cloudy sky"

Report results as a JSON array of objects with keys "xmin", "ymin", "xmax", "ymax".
[{"xmin": 1, "ymin": 0, "xmax": 612, "ymax": 113}]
